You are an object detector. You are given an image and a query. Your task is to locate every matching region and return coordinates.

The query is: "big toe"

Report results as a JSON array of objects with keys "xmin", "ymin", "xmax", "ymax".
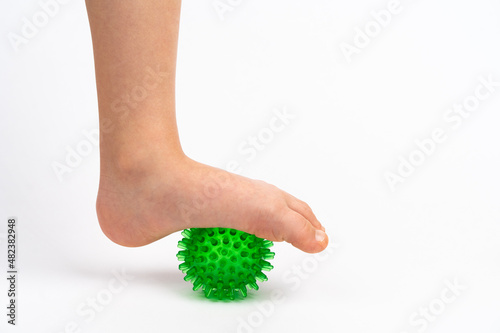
[{"xmin": 277, "ymin": 210, "xmax": 329, "ymax": 253}]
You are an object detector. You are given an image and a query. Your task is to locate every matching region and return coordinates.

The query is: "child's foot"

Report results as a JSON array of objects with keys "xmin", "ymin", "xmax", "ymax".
[{"xmin": 96, "ymin": 155, "xmax": 328, "ymax": 253}]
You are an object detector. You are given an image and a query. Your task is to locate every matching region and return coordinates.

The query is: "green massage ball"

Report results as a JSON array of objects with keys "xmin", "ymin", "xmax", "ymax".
[{"xmin": 176, "ymin": 227, "xmax": 275, "ymax": 300}]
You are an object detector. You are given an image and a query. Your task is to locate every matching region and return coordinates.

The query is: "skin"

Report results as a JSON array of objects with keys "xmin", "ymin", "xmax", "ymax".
[{"xmin": 85, "ymin": 0, "xmax": 328, "ymax": 254}]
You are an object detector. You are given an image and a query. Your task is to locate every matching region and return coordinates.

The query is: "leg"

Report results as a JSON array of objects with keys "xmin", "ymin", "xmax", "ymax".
[{"xmin": 85, "ymin": 0, "xmax": 328, "ymax": 253}]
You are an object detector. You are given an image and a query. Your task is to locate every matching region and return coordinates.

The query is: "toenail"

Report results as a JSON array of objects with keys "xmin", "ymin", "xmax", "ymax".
[{"xmin": 315, "ymin": 229, "xmax": 326, "ymax": 243}]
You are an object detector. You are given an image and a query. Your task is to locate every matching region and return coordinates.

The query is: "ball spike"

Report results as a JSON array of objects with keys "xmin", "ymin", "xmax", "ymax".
[
  {"xmin": 205, "ymin": 287, "xmax": 216, "ymax": 298},
  {"xmin": 184, "ymin": 267, "xmax": 197, "ymax": 282},
  {"xmin": 255, "ymin": 271, "xmax": 268, "ymax": 282},
  {"xmin": 193, "ymin": 277, "xmax": 203, "ymax": 291},
  {"xmin": 262, "ymin": 240, "xmax": 273, "ymax": 248},
  {"xmin": 259, "ymin": 260, "xmax": 274, "ymax": 271},
  {"xmin": 248, "ymin": 281, "xmax": 259, "ymax": 290},
  {"xmin": 179, "ymin": 262, "xmax": 190, "ymax": 273},
  {"xmin": 177, "ymin": 240, "xmax": 189, "ymax": 250},
  {"xmin": 239, "ymin": 284, "xmax": 248, "ymax": 297},
  {"xmin": 176, "ymin": 250, "xmax": 190, "ymax": 261},
  {"xmin": 181, "ymin": 229, "xmax": 192, "ymax": 238},
  {"xmin": 228, "ymin": 288, "xmax": 235, "ymax": 300}
]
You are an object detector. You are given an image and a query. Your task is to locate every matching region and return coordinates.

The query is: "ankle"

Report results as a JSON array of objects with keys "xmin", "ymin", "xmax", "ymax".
[{"xmin": 100, "ymin": 143, "xmax": 187, "ymax": 181}]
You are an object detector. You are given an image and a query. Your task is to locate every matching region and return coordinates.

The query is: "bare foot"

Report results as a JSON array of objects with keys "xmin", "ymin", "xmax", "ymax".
[
  {"xmin": 96, "ymin": 155, "xmax": 328, "ymax": 253},
  {"xmin": 85, "ymin": 0, "xmax": 327, "ymax": 255}
]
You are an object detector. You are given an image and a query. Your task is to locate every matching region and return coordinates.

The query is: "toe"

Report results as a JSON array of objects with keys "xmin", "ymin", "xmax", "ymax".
[
  {"xmin": 285, "ymin": 195, "xmax": 325, "ymax": 231},
  {"xmin": 278, "ymin": 210, "xmax": 329, "ymax": 253}
]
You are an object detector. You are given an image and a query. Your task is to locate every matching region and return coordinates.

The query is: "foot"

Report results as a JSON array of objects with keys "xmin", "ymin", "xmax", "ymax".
[{"xmin": 96, "ymin": 154, "xmax": 328, "ymax": 253}]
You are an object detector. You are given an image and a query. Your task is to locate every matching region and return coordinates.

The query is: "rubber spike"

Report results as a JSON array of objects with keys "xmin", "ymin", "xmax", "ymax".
[
  {"xmin": 255, "ymin": 271, "xmax": 268, "ymax": 282},
  {"xmin": 262, "ymin": 240, "xmax": 274, "ymax": 248},
  {"xmin": 259, "ymin": 260, "xmax": 274, "ymax": 271},
  {"xmin": 193, "ymin": 277, "xmax": 203, "ymax": 291},
  {"xmin": 239, "ymin": 284, "xmax": 248, "ymax": 297},
  {"xmin": 181, "ymin": 229, "xmax": 192, "ymax": 238}
]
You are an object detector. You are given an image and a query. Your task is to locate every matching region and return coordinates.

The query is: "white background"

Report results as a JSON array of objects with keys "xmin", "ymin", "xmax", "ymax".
[{"xmin": 1, "ymin": 0, "xmax": 500, "ymax": 332}]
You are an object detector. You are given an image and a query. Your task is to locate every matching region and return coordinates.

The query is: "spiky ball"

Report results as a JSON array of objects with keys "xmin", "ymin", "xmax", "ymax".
[{"xmin": 177, "ymin": 228, "xmax": 275, "ymax": 300}]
